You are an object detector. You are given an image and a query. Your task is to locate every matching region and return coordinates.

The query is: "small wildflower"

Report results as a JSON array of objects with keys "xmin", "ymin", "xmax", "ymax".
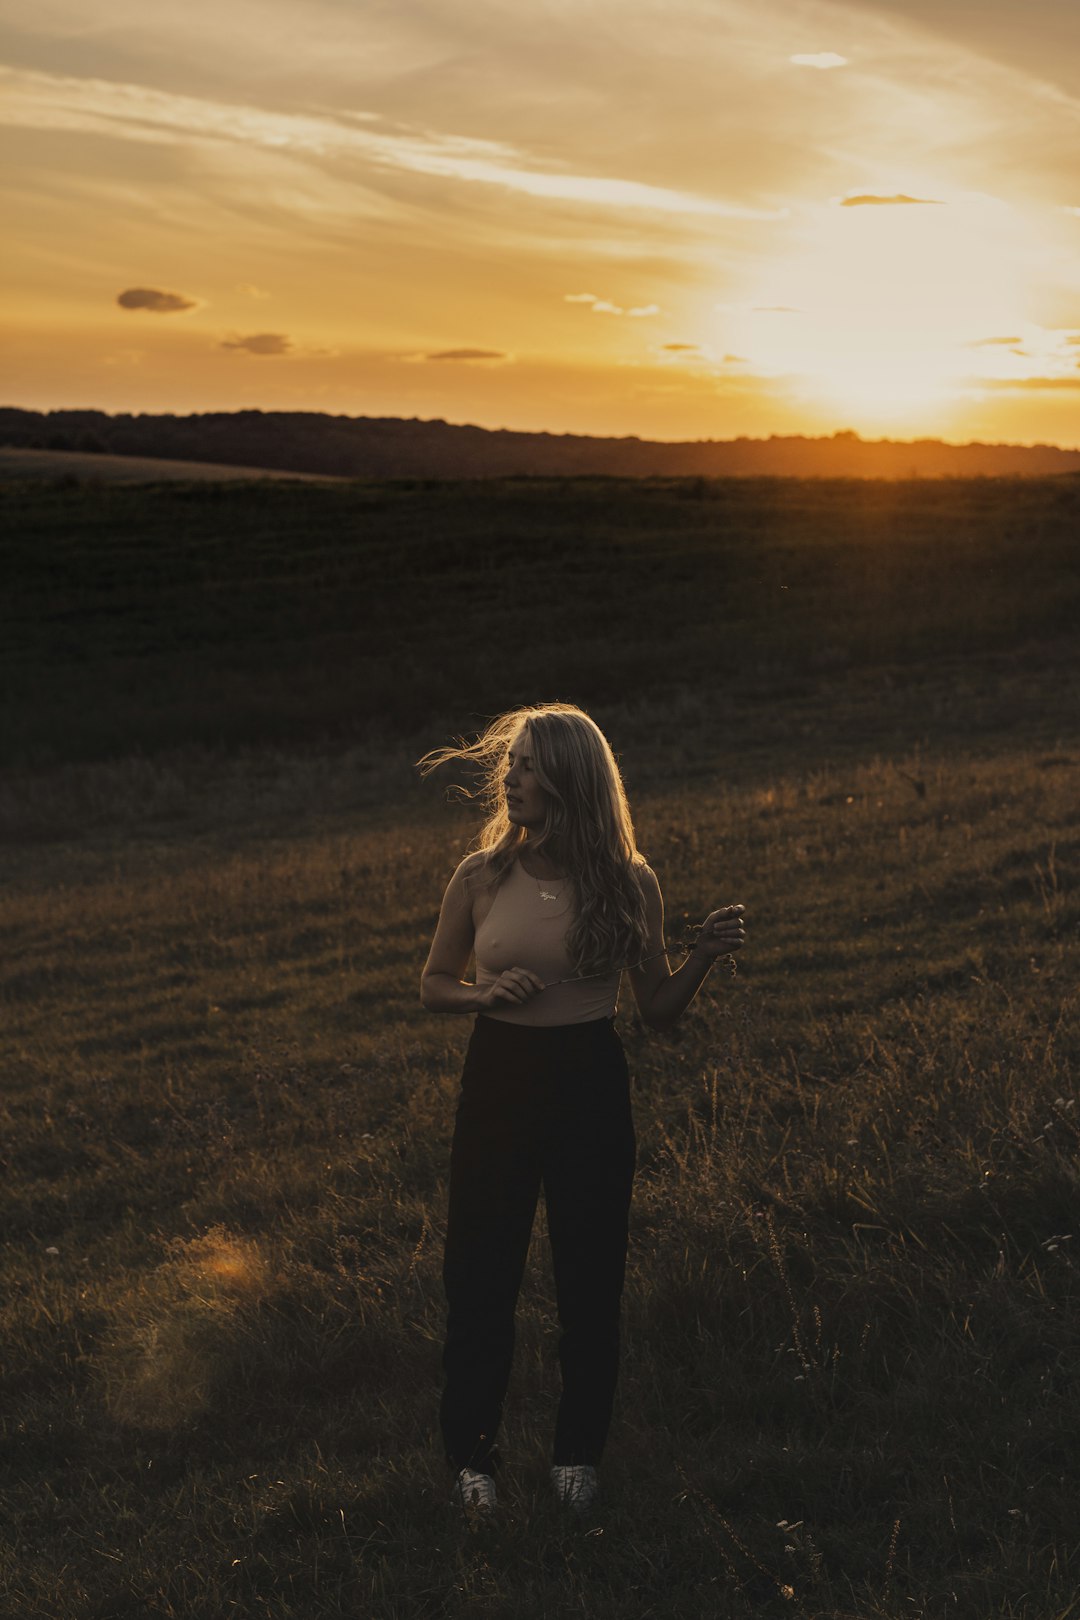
[{"xmin": 45, "ymin": 1245, "xmax": 59, "ymax": 1255}]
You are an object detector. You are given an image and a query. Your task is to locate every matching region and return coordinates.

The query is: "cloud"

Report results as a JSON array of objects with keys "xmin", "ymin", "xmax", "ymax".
[
  {"xmin": 751, "ymin": 305, "xmax": 801, "ymax": 313},
  {"xmin": 968, "ymin": 335, "xmax": 1024, "ymax": 346},
  {"xmin": 662, "ymin": 343, "xmax": 700, "ymax": 352},
  {"xmin": 0, "ymin": 67, "xmax": 783, "ymax": 222},
  {"xmin": 117, "ymin": 286, "xmax": 198, "ymax": 313},
  {"xmin": 220, "ymin": 332, "xmax": 293, "ymax": 354},
  {"xmin": 424, "ymin": 348, "xmax": 508, "ymax": 361},
  {"xmin": 724, "ymin": 354, "xmax": 748, "ymax": 363},
  {"xmin": 978, "ymin": 375, "xmax": 1080, "ymax": 389},
  {"xmin": 564, "ymin": 293, "xmax": 660, "ymax": 317},
  {"xmin": 790, "ymin": 53, "xmax": 848, "ymax": 70},
  {"xmin": 839, "ymin": 194, "xmax": 944, "ymax": 207}
]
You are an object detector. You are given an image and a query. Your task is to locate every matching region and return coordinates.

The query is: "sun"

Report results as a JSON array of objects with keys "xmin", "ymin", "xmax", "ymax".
[{"xmin": 726, "ymin": 193, "xmax": 1023, "ymax": 430}]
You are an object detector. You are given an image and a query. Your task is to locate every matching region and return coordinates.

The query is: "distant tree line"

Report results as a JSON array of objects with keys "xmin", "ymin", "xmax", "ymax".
[{"xmin": 3, "ymin": 406, "xmax": 1079, "ymax": 479}]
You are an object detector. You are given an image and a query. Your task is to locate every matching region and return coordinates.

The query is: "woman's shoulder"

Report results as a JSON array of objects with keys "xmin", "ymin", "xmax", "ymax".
[
  {"xmin": 633, "ymin": 856, "xmax": 660, "ymax": 890},
  {"xmin": 451, "ymin": 849, "xmax": 499, "ymax": 888}
]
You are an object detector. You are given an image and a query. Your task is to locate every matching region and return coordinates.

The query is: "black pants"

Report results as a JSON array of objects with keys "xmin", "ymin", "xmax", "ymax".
[{"xmin": 440, "ymin": 1013, "xmax": 636, "ymax": 1472}]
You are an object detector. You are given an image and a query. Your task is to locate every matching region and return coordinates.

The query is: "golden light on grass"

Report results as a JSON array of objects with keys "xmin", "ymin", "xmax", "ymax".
[
  {"xmin": 100, "ymin": 1228, "xmax": 275, "ymax": 1429},
  {"xmin": 174, "ymin": 1228, "xmax": 273, "ymax": 1304}
]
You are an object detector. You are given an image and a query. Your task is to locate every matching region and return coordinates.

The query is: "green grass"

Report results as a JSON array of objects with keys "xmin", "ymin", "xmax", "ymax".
[{"xmin": 2, "ymin": 477, "xmax": 1079, "ymax": 1617}]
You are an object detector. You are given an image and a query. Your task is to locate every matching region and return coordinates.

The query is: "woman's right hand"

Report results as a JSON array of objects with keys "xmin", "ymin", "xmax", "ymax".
[{"xmin": 477, "ymin": 967, "xmax": 546, "ymax": 1010}]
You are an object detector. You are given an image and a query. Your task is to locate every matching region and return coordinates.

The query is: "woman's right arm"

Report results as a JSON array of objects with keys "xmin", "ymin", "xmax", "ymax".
[{"xmin": 420, "ymin": 856, "xmax": 544, "ymax": 1014}]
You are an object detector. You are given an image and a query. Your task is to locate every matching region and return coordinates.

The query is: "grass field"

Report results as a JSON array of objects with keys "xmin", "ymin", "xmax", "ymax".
[
  {"xmin": 2, "ymin": 476, "xmax": 1078, "ymax": 1618},
  {"xmin": 0, "ymin": 448, "xmax": 347, "ymax": 486}
]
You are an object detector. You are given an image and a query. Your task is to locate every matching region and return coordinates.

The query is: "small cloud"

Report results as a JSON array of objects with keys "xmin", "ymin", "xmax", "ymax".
[
  {"xmin": 724, "ymin": 354, "xmax": 748, "ymax": 363},
  {"xmin": 840, "ymin": 194, "xmax": 943, "ymax": 207},
  {"xmin": 662, "ymin": 343, "xmax": 700, "ymax": 352},
  {"xmin": 220, "ymin": 332, "xmax": 293, "ymax": 355},
  {"xmin": 968, "ymin": 335, "xmax": 1024, "ymax": 347},
  {"xmin": 752, "ymin": 305, "xmax": 801, "ymax": 314},
  {"xmin": 564, "ymin": 292, "xmax": 659, "ymax": 318},
  {"xmin": 236, "ymin": 283, "xmax": 271, "ymax": 299},
  {"xmin": 790, "ymin": 52, "xmax": 848, "ymax": 69},
  {"xmin": 424, "ymin": 348, "xmax": 508, "ymax": 362},
  {"xmin": 117, "ymin": 287, "xmax": 198, "ymax": 314},
  {"xmin": 1064, "ymin": 335, "xmax": 1080, "ymax": 346},
  {"xmin": 1064, "ymin": 208, "xmax": 1080, "ymax": 217}
]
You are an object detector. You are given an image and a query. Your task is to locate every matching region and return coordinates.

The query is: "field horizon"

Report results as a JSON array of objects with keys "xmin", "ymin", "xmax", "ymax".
[{"xmin": 2, "ymin": 475, "xmax": 1078, "ymax": 1618}]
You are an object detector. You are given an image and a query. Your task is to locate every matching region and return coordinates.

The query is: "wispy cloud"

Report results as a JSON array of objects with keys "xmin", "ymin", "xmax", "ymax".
[
  {"xmin": 424, "ymin": 348, "xmax": 508, "ymax": 362},
  {"xmin": 840, "ymin": 195, "xmax": 944, "ymax": 207},
  {"xmin": 0, "ymin": 66, "xmax": 784, "ymax": 222},
  {"xmin": 564, "ymin": 293, "xmax": 660, "ymax": 316},
  {"xmin": 117, "ymin": 287, "xmax": 198, "ymax": 313},
  {"xmin": 968, "ymin": 335, "xmax": 1024, "ymax": 346},
  {"xmin": 790, "ymin": 53, "xmax": 848, "ymax": 70},
  {"xmin": 979, "ymin": 375, "xmax": 1080, "ymax": 389},
  {"xmin": 220, "ymin": 333, "xmax": 293, "ymax": 354}
]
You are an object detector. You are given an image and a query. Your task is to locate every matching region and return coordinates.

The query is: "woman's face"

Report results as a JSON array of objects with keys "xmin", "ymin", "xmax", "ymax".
[{"xmin": 503, "ymin": 727, "xmax": 549, "ymax": 832}]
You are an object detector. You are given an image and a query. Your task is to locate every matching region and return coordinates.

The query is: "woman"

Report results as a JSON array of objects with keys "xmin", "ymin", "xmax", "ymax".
[{"xmin": 419, "ymin": 703, "xmax": 746, "ymax": 1514}]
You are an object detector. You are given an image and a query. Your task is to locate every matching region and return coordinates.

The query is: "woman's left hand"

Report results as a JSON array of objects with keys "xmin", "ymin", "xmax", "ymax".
[{"xmin": 692, "ymin": 904, "xmax": 747, "ymax": 962}]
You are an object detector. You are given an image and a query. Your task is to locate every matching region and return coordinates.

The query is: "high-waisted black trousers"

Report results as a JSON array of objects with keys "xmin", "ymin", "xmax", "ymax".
[{"xmin": 440, "ymin": 1013, "xmax": 636, "ymax": 1472}]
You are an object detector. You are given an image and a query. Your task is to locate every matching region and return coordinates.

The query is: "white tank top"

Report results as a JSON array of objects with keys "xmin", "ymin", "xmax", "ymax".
[{"xmin": 473, "ymin": 857, "xmax": 621, "ymax": 1026}]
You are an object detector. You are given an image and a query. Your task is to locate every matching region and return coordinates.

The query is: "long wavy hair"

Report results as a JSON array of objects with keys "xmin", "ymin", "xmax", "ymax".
[{"xmin": 418, "ymin": 703, "xmax": 650, "ymax": 976}]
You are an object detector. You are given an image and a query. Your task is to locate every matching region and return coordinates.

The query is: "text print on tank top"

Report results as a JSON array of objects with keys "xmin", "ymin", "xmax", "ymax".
[{"xmin": 472, "ymin": 857, "xmax": 621, "ymax": 1027}]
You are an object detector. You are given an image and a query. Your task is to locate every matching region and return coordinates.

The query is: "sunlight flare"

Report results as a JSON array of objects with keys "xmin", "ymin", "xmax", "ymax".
[{"xmin": 723, "ymin": 195, "xmax": 1027, "ymax": 426}]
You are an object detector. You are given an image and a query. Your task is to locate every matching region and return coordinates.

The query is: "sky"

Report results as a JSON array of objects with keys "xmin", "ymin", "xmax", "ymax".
[{"xmin": 4, "ymin": 0, "xmax": 1080, "ymax": 445}]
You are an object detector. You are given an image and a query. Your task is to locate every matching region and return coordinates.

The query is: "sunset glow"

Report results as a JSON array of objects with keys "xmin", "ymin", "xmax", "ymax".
[{"xmin": 4, "ymin": 0, "xmax": 1080, "ymax": 444}]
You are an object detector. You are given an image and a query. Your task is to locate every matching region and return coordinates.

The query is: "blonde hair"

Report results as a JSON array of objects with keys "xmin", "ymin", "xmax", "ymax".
[{"xmin": 418, "ymin": 703, "xmax": 650, "ymax": 976}]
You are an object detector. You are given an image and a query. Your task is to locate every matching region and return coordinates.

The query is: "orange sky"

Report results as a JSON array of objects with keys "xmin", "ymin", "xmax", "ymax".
[{"xmin": 4, "ymin": 0, "xmax": 1080, "ymax": 445}]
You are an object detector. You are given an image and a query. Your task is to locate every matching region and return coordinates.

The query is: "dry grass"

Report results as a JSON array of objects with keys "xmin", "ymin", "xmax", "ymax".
[
  {"xmin": 2, "ymin": 724, "xmax": 1078, "ymax": 1619},
  {"xmin": 0, "ymin": 447, "xmax": 345, "ymax": 484}
]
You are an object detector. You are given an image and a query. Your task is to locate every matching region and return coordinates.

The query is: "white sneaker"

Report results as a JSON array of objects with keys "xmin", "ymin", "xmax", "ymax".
[
  {"xmin": 550, "ymin": 1464, "xmax": 598, "ymax": 1512},
  {"xmin": 455, "ymin": 1466, "xmax": 497, "ymax": 1512}
]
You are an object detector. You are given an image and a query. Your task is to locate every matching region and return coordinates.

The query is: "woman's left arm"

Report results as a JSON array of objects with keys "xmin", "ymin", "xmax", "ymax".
[{"xmin": 628, "ymin": 865, "xmax": 746, "ymax": 1032}]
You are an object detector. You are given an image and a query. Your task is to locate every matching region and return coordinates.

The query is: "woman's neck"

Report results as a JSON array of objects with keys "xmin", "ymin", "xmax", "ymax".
[{"xmin": 518, "ymin": 840, "xmax": 565, "ymax": 880}]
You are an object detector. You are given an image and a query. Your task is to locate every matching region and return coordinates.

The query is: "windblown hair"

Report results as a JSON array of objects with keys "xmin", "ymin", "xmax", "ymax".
[{"xmin": 418, "ymin": 703, "xmax": 650, "ymax": 976}]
